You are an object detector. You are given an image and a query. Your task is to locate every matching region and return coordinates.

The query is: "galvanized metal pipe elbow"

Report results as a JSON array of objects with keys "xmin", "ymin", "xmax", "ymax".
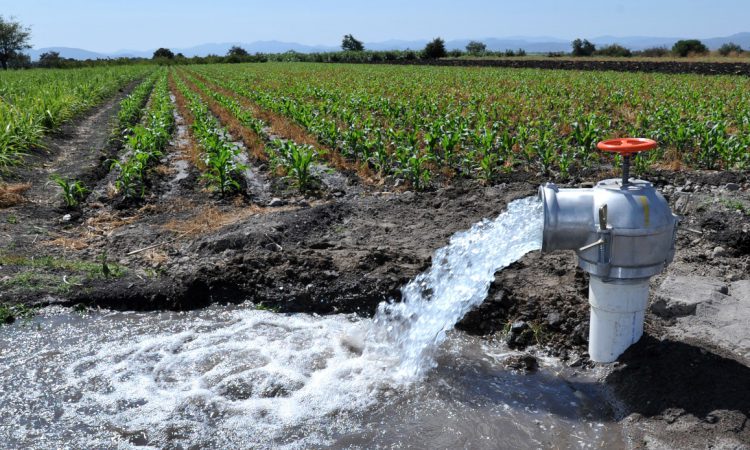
[
  {"xmin": 539, "ymin": 180, "xmax": 678, "ymax": 281},
  {"xmin": 539, "ymin": 183, "xmax": 596, "ymax": 253}
]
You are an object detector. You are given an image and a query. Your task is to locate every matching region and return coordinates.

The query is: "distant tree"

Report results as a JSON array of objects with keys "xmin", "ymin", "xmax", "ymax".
[
  {"xmin": 38, "ymin": 51, "xmax": 63, "ymax": 68},
  {"xmin": 423, "ymin": 37, "xmax": 447, "ymax": 59},
  {"xmin": 152, "ymin": 48, "xmax": 175, "ymax": 59},
  {"xmin": 718, "ymin": 42, "xmax": 743, "ymax": 56},
  {"xmin": 595, "ymin": 43, "xmax": 632, "ymax": 57},
  {"xmin": 341, "ymin": 34, "xmax": 364, "ymax": 52},
  {"xmin": 465, "ymin": 40, "xmax": 486, "ymax": 55},
  {"xmin": 516, "ymin": 48, "xmax": 527, "ymax": 56},
  {"xmin": 175, "ymin": 52, "xmax": 186, "ymax": 59},
  {"xmin": 227, "ymin": 45, "xmax": 248, "ymax": 57},
  {"xmin": 672, "ymin": 39, "xmax": 708, "ymax": 57},
  {"xmin": 571, "ymin": 38, "xmax": 596, "ymax": 56},
  {"xmin": 7, "ymin": 52, "xmax": 30, "ymax": 69},
  {"xmin": 0, "ymin": 16, "xmax": 32, "ymax": 70},
  {"xmin": 639, "ymin": 46, "xmax": 669, "ymax": 57}
]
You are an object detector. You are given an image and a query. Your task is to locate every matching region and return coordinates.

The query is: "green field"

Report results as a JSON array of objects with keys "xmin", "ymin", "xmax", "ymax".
[{"xmin": 3, "ymin": 63, "xmax": 749, "ymax": 189}]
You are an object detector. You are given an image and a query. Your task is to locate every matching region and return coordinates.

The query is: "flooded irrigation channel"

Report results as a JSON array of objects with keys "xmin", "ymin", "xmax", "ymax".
[
  {"xmin": 0, "ymin": 305, "xmax": 624, "ymax": 449},
  {"xmin": 0, "ymin": 197, "xmax": 625, "ymax": 448}
]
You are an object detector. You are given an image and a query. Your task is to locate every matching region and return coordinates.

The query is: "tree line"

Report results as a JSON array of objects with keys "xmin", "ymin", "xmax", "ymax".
[{"xmin": 1, "ymin": 15, "xmax": 747, "ymax": 70}]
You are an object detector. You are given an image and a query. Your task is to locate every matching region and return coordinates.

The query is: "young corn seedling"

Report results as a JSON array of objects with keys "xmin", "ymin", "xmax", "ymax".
[
  {"xmin": 202, "ymin": 143, "xmax": 244, "ymax": 196},
  {"xmin": 287, "ymin": 142, "xmax": 315, "ymax": 190},
  {"xmin": 49, "ymin": 174, "xmax": 88, "ymax": 208}
]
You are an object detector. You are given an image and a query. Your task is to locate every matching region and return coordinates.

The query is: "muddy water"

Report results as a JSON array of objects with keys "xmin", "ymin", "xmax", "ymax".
[{"xmin": 0, "ymin": 305, "xmax": 624, "ymax": 449}]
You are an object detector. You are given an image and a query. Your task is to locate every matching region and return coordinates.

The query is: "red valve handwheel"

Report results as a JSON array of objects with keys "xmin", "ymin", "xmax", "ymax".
[{"xmin": 597, "ymin": 138, "xmax": 657, "ymax": 155}]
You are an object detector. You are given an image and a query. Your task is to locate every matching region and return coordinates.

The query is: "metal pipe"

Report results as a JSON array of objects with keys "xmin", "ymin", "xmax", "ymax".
[{"xmin": 539, "ymin": 175, "xmax": 678, "ymax": 362}]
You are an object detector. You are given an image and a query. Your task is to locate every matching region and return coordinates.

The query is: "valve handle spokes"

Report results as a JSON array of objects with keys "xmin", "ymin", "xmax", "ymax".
[
  {"xmin": 597, "ymin": 138, "xmax": 657, "ymax": 155},
  {"xmin": 597, "ymin": 138, "xmax": 658, "ymax": 186}
]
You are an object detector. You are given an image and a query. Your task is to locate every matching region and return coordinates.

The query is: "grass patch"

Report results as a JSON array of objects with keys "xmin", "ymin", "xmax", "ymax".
[
  {"xmin": 0, "ymin": 252, "xmax": 125, "ymax": 298},
  {"xmin": 0, "ymin": 272, "xmax": 84, "ymax": 296},
  {"xmin": 719, "ymin": 198, "xmax": 749, "ymax": 215},
  {"xmin": 0, "ymin": 303, "xmax": 36, "ymax": 325},
  {"xmin": 255, "ymin": 302, "xmax": 281, "ymax": 313},
  {"xmin": 0, "ymin": 254, "xmax": 126, "ymax": 278}
]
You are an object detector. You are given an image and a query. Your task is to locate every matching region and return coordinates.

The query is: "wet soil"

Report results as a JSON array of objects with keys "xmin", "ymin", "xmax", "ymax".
[{"xmin": 1, "ymin": 86, "xmax": 749, "ymax": 449}]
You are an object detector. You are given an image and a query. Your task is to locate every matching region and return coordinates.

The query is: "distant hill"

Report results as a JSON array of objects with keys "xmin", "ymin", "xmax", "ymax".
[
  {"xmin": 702, "ymin": 32, "xmax": 750, "ymax": 50},
  {"xmin": 27, "ymin": 33, "xmax": 750, "ymax": 61},
  {"xmin": 28, "ymin": 47, "xmax": 109, "ymax": 61}
]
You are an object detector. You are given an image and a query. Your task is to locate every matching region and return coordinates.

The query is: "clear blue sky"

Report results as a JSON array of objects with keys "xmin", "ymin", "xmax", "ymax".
[{"xmin": 3, "ymin": 0, "xmax": 749, "ymax": 52}]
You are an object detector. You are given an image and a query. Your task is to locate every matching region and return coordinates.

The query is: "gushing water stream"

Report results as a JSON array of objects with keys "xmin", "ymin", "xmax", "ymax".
[
  {"xmin": 0, "ymin": 197, "xmax": 624, "ymax": 448},
  {"xmin": 365, "ymin": 197, "xmax": 544, "ymax": 381}
]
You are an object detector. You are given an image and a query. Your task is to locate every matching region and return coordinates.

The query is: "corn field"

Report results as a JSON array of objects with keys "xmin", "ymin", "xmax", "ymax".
[
  {"xmin": 184, "ymin": 63, "xmax": 750, "ymax": 185},
  {"xmin": 0, "ymin": 65, "xmax": 153, "ymax": 167}
]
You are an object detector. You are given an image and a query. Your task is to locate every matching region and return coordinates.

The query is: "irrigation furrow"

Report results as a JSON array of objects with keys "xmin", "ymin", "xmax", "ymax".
[
  {"xmin": 174, "ymin": 70, "xmax": 273, "ymax": 202},
  {"xmin": 171, "ymin": 71, "xmax": 264, "ymax": 200}
]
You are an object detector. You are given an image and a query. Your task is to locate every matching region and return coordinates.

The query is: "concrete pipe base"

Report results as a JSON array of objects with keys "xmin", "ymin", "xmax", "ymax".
[{"xmin": 588, "ymin": 276, "xmax": 650, "ymax": 363}]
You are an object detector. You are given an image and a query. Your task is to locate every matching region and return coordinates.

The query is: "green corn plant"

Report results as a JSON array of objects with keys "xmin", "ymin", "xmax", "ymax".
[
  {"xmin": 557, "ymin": 147, "xmax": 575, "ymax": 180},
  {"xmin": 287, "ymin": 142, "xmax": 316, "ymax": 190},
  {"xmin": 49, "ymin": 174, "xmax": 88, "ymax": 208},
  {"xmin": 395, "ymin": 151, "xmax": 431, "ymax": 190},
  {"xmin": 111, "ymin": 158, "xmax": 144, "ymax": 198},
  {"xmin": 478, "ymin": 152, "xmax": 498, "ymax": 183},
  {"xmin": 692, "ymin": 122, "xmax": 726, "ymax": 169},
  {"xmin": 202, "ymin": 145, "xmax": 243, "ymax": 196}
]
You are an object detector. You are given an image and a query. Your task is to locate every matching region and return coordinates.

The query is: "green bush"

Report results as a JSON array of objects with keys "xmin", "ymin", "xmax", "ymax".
[
  {"xmin": 718, "ymin": 42, "xmax": 743, "ymax": 56},
  {"xmin": 639, "ymin": 46, "xmax": 669, "ymax": 57},
  {"xmin": 595, "ymin": 44, "xmax": 632, "ymax": 57},
  {"xmin": 672, "ymin": 39, "xmax": 708, "ymax": 57}
]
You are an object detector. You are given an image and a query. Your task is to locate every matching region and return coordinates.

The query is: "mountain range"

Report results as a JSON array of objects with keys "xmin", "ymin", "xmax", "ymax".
[{"xmin": 28, "ymin": 32, "xmax": 750, "ymax": 61}]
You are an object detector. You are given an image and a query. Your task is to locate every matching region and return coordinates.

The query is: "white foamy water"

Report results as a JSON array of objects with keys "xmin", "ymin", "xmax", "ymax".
[
  {"xmin": 365, "ymin": 196, "xmax": 543, "ymax": 381},
  {"xmin": 0, "ymin": 197, "xmax": 622, "ymax": 448}
]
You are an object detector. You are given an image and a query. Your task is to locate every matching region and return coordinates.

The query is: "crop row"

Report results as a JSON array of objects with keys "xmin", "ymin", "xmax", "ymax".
[
  {"xmin": 179, "ymin": 71, "xmax": 318, "ymax": 190},
  {"xmin": 189, "ymin": 63, "xmax": 750, "ymax": 187},
  {"xmin": 0, "ymin": 65, "xmax": 154, "ymax": 169},
  {"xmin": 111, "ymin": 70, "xmax": 175, "ymax": 198},
  {"xmin": 172, "ymin": 72, "xmax": 247, "ymax": 196},
  {"xmin": 116, "ymin": 71, "xmax": 160, "ymax": 131}
]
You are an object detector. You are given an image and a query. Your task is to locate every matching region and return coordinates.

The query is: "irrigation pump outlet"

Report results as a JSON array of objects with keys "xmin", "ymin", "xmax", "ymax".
[{"xmin": 539, "ymin": 138, "xmax": 678, "ymax": 362}]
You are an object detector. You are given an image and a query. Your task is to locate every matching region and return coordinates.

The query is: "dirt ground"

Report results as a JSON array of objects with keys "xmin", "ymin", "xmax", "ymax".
[
  {"xmin": 1, "ymin": 87, "xmax": 749, "ymax": 449},
  {"xmin": 381, "ymin": 58, "xmax": 750, "ymax": 76}
]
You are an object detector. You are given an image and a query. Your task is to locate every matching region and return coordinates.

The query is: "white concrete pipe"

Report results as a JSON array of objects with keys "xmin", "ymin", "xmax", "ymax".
[{"xmin": 588, "ymin": 277, "xmax": 650, "ymax": 362}]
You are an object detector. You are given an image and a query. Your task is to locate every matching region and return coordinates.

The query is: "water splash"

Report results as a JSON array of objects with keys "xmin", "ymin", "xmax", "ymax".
[{"xmin": 365, "ymin": 196, "xmax": 543, "ymax": 381}]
